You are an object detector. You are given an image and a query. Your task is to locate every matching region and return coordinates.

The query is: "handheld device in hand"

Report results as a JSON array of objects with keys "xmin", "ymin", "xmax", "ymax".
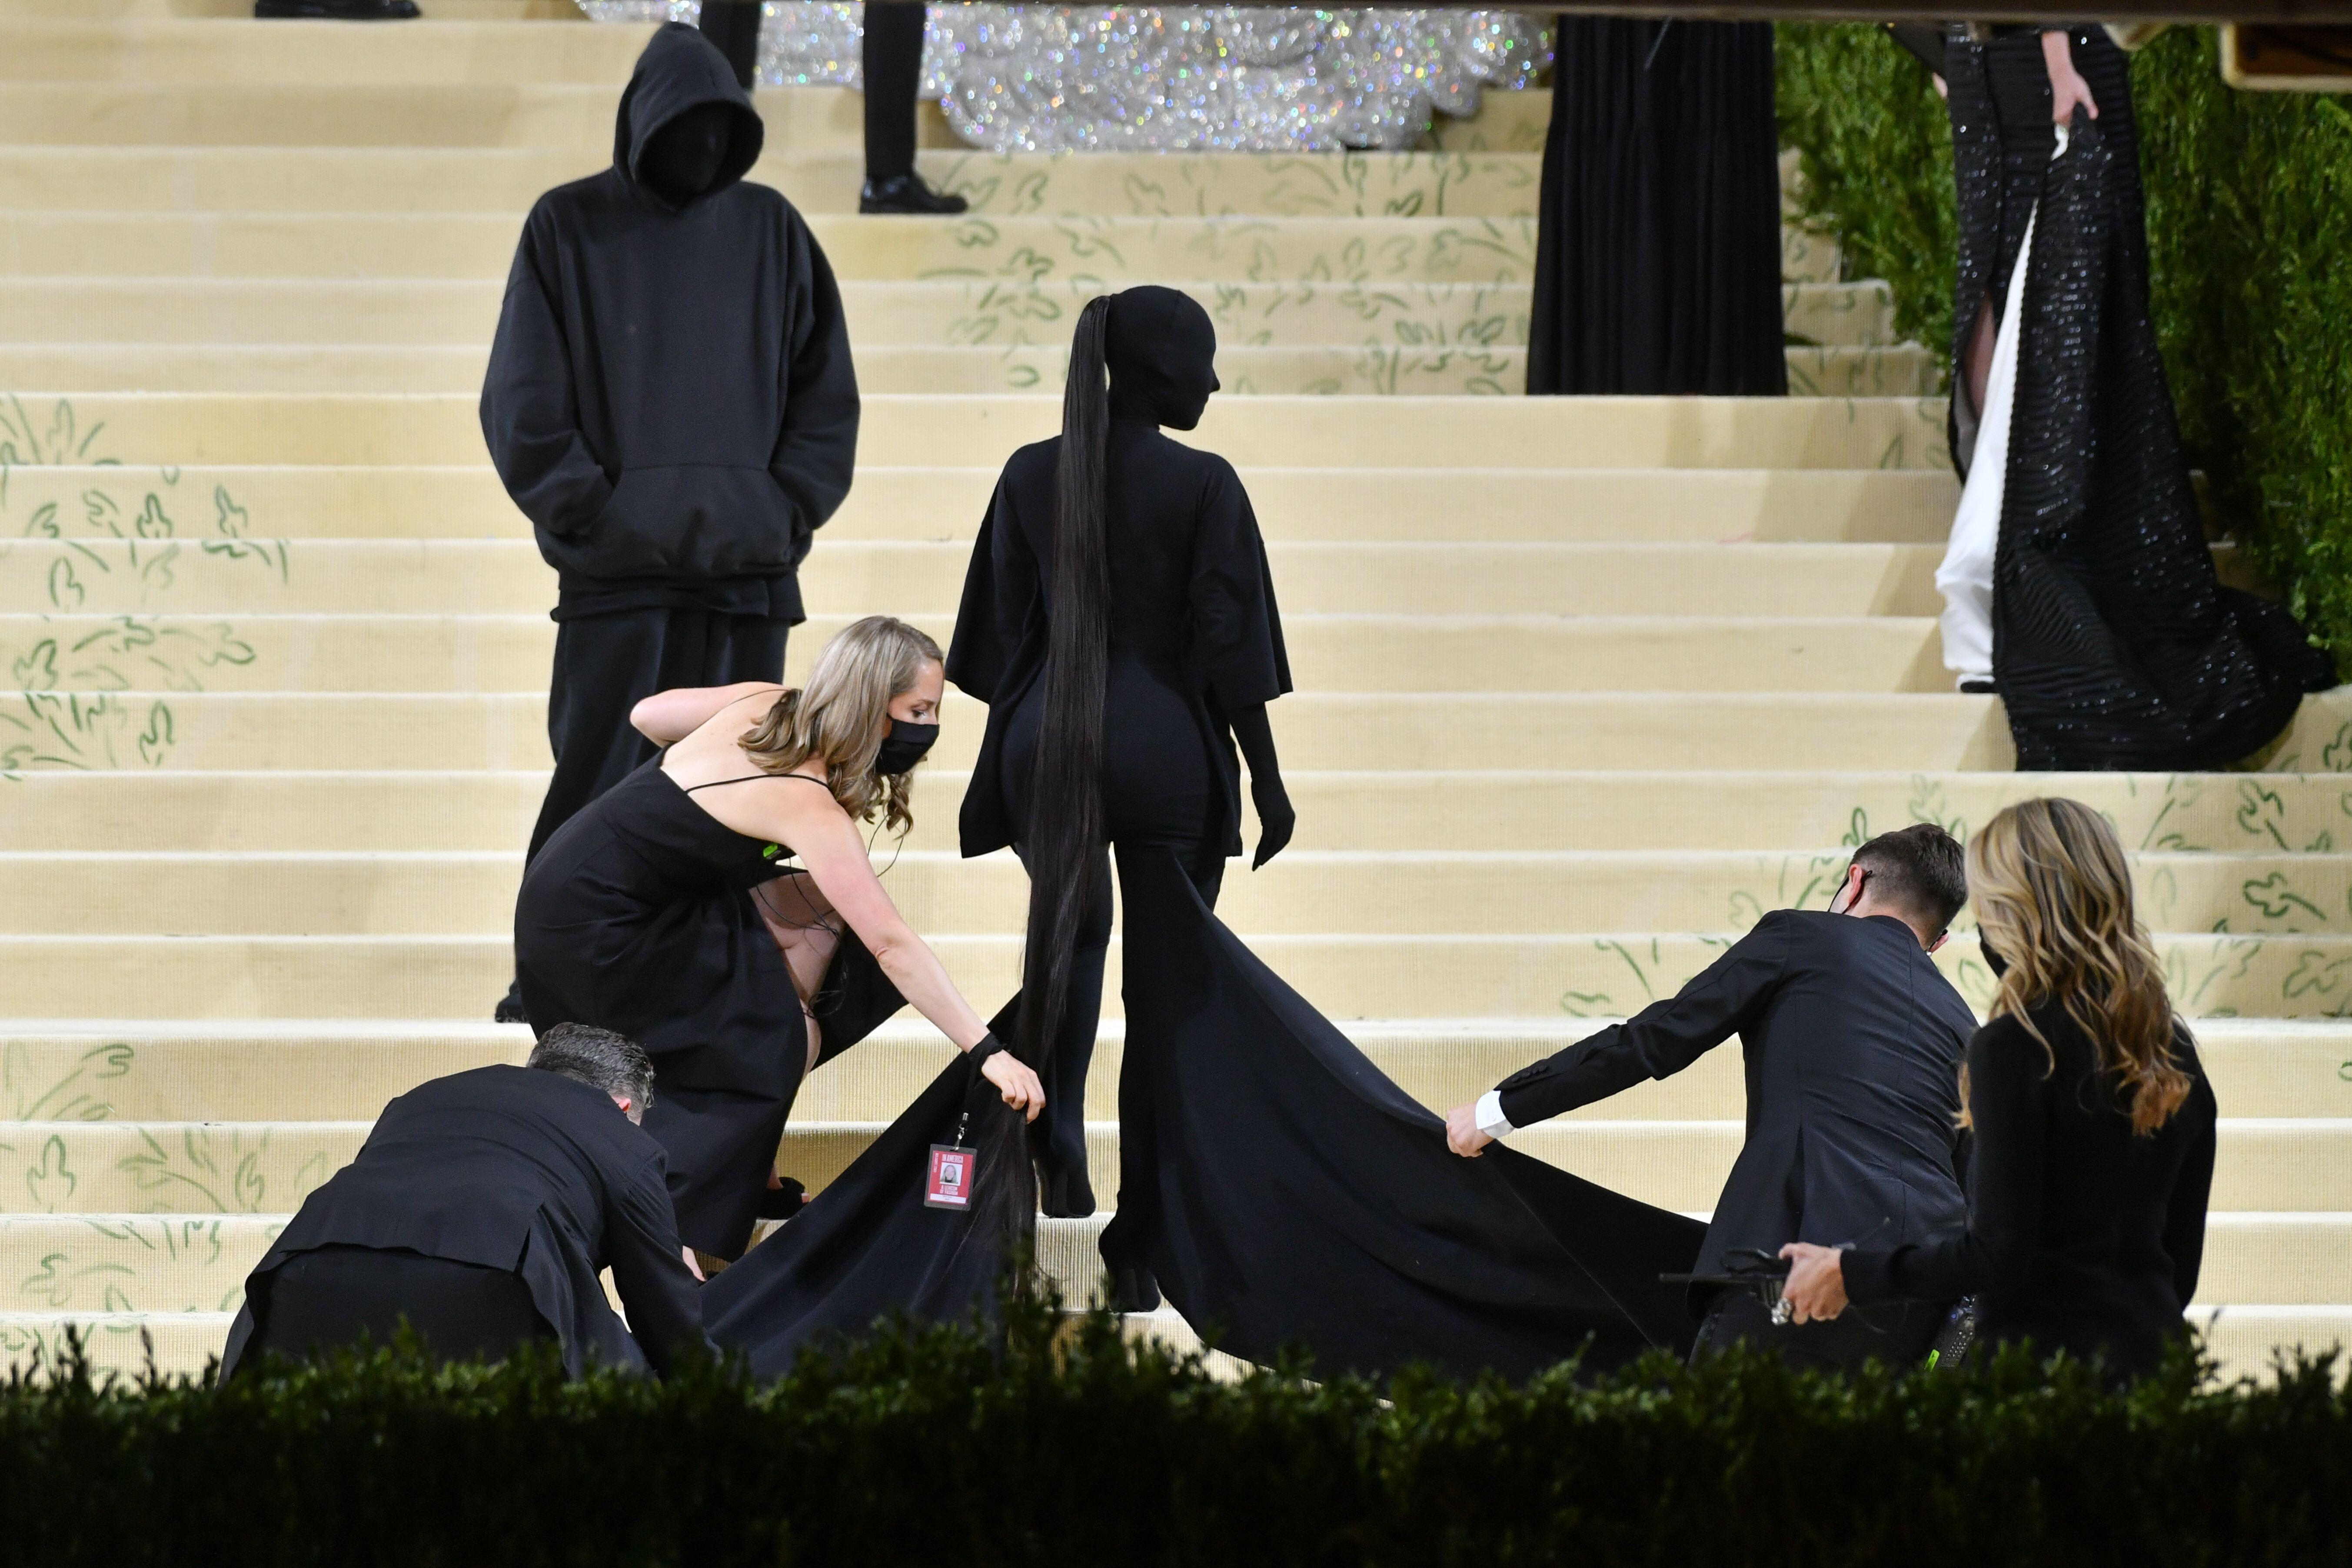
[{"xmin": 1662, "ymin": 1247, "xmax": 1795, "ymax": 1323}]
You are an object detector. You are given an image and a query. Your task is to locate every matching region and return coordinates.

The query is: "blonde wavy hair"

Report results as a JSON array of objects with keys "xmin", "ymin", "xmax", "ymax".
[
  {"xmin": 737, "ymin": 616, "xmax": 944, "ymax": 839},
  {"xmin": 1967, "ymin": 797, "xmax": 2191, "ymax": 1135}
]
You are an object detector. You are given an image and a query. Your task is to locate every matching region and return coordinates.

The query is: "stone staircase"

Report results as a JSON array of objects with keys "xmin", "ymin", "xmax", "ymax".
[{"xmin": 1, "ymin": 9, "xmax": 2346, "ymax": 1380}]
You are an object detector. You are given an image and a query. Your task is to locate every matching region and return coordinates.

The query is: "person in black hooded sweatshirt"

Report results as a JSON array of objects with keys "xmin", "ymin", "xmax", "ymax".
[
  {"xmin": 482, "ymin": 22, "xmax": 859, "ymax": 1023},
  {"xmin": 702, "ymin": 288, "xmax": 1704, "ymax": 1385}
]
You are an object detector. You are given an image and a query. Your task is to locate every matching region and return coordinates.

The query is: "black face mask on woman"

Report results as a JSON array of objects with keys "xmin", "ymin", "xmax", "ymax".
[
  {"xmin": 1979, "ymin": 935, "xmax": 2010, "ymax": 979},
  {"xmin": 874, "ymin": 719, "xmax": 940, "ymax": 775}
]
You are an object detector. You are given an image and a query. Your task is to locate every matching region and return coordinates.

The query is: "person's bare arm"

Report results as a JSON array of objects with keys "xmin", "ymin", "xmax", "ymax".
[
  {"xmin": 755, "ymin": 782, "xmax": 1045, "ymax": 1117},
  {"xmin": 629, "ymin": 682, "xmax": 784, "ymax": 746}
]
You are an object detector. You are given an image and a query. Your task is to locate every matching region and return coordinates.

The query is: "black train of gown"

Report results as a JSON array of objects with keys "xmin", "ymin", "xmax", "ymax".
[
  {"xmin": 705, "ymin": 412, "xmax": 1704, "ymax": 1382},
  {"xmin": 1527, "ymin": 17, "xmax": 1786, "ymax": 397},
  {"xmin": 1945, "ymin": 28, "xmax": 2333, "ymax": 769},
  {"xmin": 515, "ymin": 753, "xmax": 909, "ymax": 1261}
]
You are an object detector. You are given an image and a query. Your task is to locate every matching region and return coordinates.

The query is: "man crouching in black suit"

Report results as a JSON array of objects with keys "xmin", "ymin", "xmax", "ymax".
[
  {"xmin": 220, "ymin": 1024, "xmax": 715, "ymax": 1381},
  {"xmin": 1445, "ymin": 824, "xmax": 1977, "ymax": 1372}
]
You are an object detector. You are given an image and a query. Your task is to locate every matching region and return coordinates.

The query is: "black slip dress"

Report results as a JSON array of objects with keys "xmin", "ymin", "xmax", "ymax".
[
  {"xmin": 514, "ymin": 754, "xmax": 908, "ymax": 1260},
  {"xmin": 705, "ymin": 421, "xmax": 1706, "ymax": 1383}
]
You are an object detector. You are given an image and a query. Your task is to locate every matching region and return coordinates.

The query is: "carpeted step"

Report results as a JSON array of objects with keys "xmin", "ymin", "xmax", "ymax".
[
  {"xmin": 12, "ymin": 770, "xmax": 2342, "ymax": 857},
  {"xmin": 2, "ymin": 15, "xmax": 649, "ymax": 84},
  {"xmin": 0, "ymin": 462, "xmax": 1965, "ymax": 544},
  {"xmin": 0, "ymin": 538, "xmax": 1952, "ymax": 617},
  {"xmin": 0, "ymin": 340, "xmax": 1936, "ymax": 397},
  {"xmin": 7, "ymin": 848, "xmax": 2345, "ymax": 941},
  {"xmin": 0, "ymin": 393, "xmax": 1955, "ymax": 469},
  {"xmin": 0, "ymin": 689, "xmax": 2035, "ymax": 774},
  {"xmin": 0, "ymin": 1016, "xmax": 2337, "ymax": 1124},
  {"xmin": 0, "ymin": 147, "xmax": 1551, "ymax": 219},
  {"xmin": 6, "ymin": 928, "xmax": 2352, "ymax": 1022},
  {"xmin": 0, "ymin": 0, "xmax": 582, "ymax": 16},
  {"xmin": 0, "ymin": 611, "xmax": 1956, "ymax": 694}
]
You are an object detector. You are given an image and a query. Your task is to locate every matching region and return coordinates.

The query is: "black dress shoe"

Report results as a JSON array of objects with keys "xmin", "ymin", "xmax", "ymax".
[
  {"xmin": 1108, "ymin": 1264, "xmax": 1161, "ymax": 1315},
  {"xmin": 858, "ymin": 172, "xmax": 968, "ymax": 215},
  {"xmin": 256, "ymin": 0, "xmax": 420, "ymax": 17},
  {"xmin": 492, "ymin": 982, "xmax": 529, "ymax": 1025},
  {"xmin": 1959, "ymin": 679, "xmax": 2000, "ymax": 695}
]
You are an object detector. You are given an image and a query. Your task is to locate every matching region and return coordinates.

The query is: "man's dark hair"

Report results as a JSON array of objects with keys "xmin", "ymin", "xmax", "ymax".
[
  {"xmin": 528, "ymin": 1023, "xmax": 655, "ymax": 1107},
  {"xmin": 1850, "ymin": 822, "xmax": 1969, "ymax": 935}
]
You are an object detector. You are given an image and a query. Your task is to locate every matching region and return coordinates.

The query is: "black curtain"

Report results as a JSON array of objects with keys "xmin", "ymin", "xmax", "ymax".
[{"xmin": 1528, "ymin": 17, "xmax": 1786, "ymax": 396}]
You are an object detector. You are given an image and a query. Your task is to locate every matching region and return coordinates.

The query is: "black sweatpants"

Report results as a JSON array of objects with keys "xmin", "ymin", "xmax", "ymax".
[
  {"xmin": 699, "ymin": 0, "xmax": 925, "ymax": 183},
  {"xmin": 244, "ymin": 1246, "xmax": 554, "ymax": 1369},
  {"xmin": 526, "ymin": 608, "xmax": 790, "ymax": 866},
  {"xmin": 1691, "ymin": 1286, "xmax": 1945, "ymax": 1373}
]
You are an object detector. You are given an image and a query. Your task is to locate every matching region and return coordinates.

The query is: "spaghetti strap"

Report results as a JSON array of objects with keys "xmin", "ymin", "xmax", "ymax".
[{"xmin": 683, "ymin": 772, "xmax": 832, "ymax": 795}]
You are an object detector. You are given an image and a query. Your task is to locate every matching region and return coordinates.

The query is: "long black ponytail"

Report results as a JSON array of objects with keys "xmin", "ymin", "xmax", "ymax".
[
  {"xmin": 1021, "ymin": 294, "xmax": 1114, "ymax": 1084},
  {"xmin": 970, "ymin": 294, "xmax": 1114, "ymax": 1259}
]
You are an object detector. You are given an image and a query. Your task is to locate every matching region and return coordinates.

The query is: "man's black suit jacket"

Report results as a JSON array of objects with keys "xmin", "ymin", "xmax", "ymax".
[
  {"xmin": 1498, "ymin": 909, "xmax": 1979, "ymax": 1281},
  {"xmin": 220, "ymin": 1065, "xmax": 712, "ymax": 1379}
]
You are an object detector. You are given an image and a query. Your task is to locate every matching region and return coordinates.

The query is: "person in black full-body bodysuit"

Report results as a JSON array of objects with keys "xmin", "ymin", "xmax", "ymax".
[
  {"xmin": 482, "ymin": 24, "xmax": 860, "ymax": 1022},
  {"xmin": 704, "ymin": 289, "xmax": 1703, "ymax": 1384}
]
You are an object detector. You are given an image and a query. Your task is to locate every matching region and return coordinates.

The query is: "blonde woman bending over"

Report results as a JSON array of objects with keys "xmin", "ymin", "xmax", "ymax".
[
  {"xmin": 515, "ymin": 616, "xmax": 1043, "ymax": 1267},
  {"xmin": 1781, "ymin": 797, "xmax": 2217, "ymax": 1382}
]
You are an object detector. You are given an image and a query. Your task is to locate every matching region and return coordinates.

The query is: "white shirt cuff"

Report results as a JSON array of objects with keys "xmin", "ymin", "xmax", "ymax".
[{"xmin": 1474, "ymin": 1089, "xmax": 1515, "ymax": 1140}]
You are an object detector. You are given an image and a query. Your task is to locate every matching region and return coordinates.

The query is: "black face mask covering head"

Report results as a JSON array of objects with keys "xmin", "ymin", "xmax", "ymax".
[
  {"xmin": 641, "ymin": 102, "xmax": 734, "ymax": 205},
  {"xmin": 874, "ymin": 718, "xmax": 940, "ymax": 776},
  {"xmin": 1104, "ymin": 285, "xmax": 1220, "ymax": 431}
]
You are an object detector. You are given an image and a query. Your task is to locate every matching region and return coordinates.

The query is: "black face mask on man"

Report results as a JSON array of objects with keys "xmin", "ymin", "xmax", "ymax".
[
  {"xmin": 874, "ymin": 719, "xmax": 940, "ymax": 776},
  {"xmin": 641, "ymin": 102, "xmax": 734, "ymax": 205}
]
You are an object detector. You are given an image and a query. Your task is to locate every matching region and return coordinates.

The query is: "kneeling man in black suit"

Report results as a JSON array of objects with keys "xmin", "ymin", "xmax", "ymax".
[
  {"xmin": 221, "ymin": 1024, "xmax": 713, "ymax": 1380},
  {"xmin": 1447, "ymin": 824, "xmax": 1978, "ymax": 1371}
]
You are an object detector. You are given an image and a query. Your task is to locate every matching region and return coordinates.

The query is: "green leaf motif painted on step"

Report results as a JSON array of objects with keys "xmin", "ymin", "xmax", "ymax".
[
  {"xmin": 1, "ymin": 1042, "xmax": 133, "ymax": 1123},
  {"xmin": 2242, "ymin": 872, "xmax": 2330, "ymax": 929},
  {"xmin": 0, "ymin": 401, "xmax": 289, "ymax": 775},
  {"xmin": 26, "ymin": 1136, "xmax": 77, "ymax": 1212},
  {"xmin": 113, "ymin": 1127, "xmax": 329, "ymax": 1215}
]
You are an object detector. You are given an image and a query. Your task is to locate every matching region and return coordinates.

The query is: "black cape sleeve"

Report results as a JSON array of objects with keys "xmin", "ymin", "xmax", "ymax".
[
  {"xmin": 946, "ymin": 472, "xmax": 1040, "ymax": 704},
  {"xmin": 1188, "ymin": 460, "xmax": 1291, "ymax": 709}
]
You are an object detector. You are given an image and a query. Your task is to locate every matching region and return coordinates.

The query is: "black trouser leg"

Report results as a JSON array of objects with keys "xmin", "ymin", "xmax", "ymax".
[
  {"xmin": 862, "ymin": 0, "xmax": 925, "ymax": 182},
  {"xmin": 246, "ymin": 1246, "xmax": 555, "ymax": 1370},
  {"xmin": 698, "ymin": 0, "xmax": 762, "ymax": 90},
  {"xmin": 1690, "ymin": 1286, "xmax": 1944, "ymax": 1374}
]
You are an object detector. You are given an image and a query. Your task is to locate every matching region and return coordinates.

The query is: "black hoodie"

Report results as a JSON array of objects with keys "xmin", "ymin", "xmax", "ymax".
[{"xmin": 481, "ymin": 23, "xmax": 858, "ymax": 621}]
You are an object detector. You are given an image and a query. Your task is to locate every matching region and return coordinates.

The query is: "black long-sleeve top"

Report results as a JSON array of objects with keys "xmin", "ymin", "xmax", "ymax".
[
  {"xmin": 480, "ymin": 23, "xmax": 858, "ymax": 623},
  {"xmin": 1496, "ymin": 909, "xmax": 1980, "ymax": 1281},
  {"xmin": 1844, "ymin": 1004, "xmax": 2218, "ymax": 1379}
]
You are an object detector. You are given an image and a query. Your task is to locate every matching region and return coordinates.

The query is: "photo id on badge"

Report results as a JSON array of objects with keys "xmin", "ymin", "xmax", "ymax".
[{"xmin": 925, "ymin": 1143, "xmax": 975, "ymax": 1210}]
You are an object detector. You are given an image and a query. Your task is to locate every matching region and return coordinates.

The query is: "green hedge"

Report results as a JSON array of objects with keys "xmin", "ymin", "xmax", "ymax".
[
  {"xmin": 1776, "ymin": 25, "xmax": 2352, "ymax": 676},
  {"xmin": 1, "ymin": 1298, "xmax": 2347, "ymax": 1566}
]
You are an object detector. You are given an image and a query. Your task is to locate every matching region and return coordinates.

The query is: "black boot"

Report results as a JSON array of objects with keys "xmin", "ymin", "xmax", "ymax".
[
  {"xmin": 255, "ymin": 0, "xmax": 420, "ymax": 17},
  {"xmin": 757, "ymin": 1177, "xmax": 808, "ymax": 1220},
  {"xmin": 492, "ymin": 981, "xmax": 529, "ymax": 1026},
  {"xmin": 859, "ymin": 172, "xmax": 968, "ymax": 215},
  {"xmin": 1039, "ymin": 1162, "xmax": 1097, "ymax": 1220}
]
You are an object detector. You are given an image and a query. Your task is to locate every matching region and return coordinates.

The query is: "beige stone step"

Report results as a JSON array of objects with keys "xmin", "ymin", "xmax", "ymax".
[
  {"xmin": 10, "ymin": 847, "xmax": 2345, "ymax": 942},
  {"xmin": 4, "ymin": 926, "xmax": 2349, "ymax": 1021},
  {"xmin": 0, "ymin": 209, "xmax": 1849, "ymax": 292},
  {"xmin": 2, "ymin": 1016, "xmax": 2338, "ymax": 1125},
  {"xmin": 0, "ymin": 1112, "xmax": 2337, "ymax": 1219},
  {"xmin": 1, "ymin": 539, "xmax": 1949, "ymax": 618},
  {"xmin": 0, "ymin": 148, "xmax": 1548, "ymax": 219},
  {"xmin": 0, "ymin": 463, "xmax": 1964, "ymax": 544},
  {"xmin": 0, "ymin": 340, "xmax": 1934, "ymax": 398},
  {"xmin": 0, "ymin": 16, "xmax": 646, "ymax": 84},
  {"xmin": 0, "ymin": 690, "xmax": 2029, "ymax": 775},
  {"xmin": 0, "ymin": 393, "xmax": 1955, "ymax": 469},
  {"xmin": 0, "ymin": 612, "xmax": 1953, "ymax": 694},
  {"xmin": 11, "ymin": 769, "xmax": 2350, "ymax": 858},
  {"xmin": 0, "ymin": 82, "xmax": 870, "ymax": 153},
  {"xmin": 0, "ymin": 0, "xmax": 580, "ymax": 15}
]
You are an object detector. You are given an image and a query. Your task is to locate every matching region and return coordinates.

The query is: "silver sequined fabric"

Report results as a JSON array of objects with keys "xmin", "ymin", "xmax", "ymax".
[{"xmin": 575, "ymin": 4, "xmax": 1547, "ymax": 151}]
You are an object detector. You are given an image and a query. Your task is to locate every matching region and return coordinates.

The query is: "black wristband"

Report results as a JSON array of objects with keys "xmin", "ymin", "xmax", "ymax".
[{"xmin": 968, "ymin": 1032, "xmax": 1009, "ymax": 1065}]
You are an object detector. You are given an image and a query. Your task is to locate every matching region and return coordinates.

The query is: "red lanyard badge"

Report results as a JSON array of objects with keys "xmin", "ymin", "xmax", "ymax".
[{"xmin": 925, "ymin": 1111, "xmax": 977, "ymax": 1211}]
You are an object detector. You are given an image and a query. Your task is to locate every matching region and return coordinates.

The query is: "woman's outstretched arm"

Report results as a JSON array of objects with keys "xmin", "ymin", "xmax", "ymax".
[
  {"xmin": 630, "ymin": 682, "xmax": 784, "ymax": 746},
  {"xmin": 749, "ymin": 779, "xmax": 1045, "ymax": 1119}
]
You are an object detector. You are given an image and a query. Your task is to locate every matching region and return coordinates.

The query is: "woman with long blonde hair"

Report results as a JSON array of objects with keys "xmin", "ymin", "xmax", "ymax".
[
  {"xmin": 1780, "ymin": 796, "xmax": 2218, "ymax": 1379},
  {"xmin": 515, "ymin": 615, "xmax": 1043, "ymax": 1277}
]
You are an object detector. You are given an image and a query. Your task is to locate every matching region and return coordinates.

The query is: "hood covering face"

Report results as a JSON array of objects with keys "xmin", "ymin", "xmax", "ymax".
[
  {"xmin": 1106, "ymin": 285, "xmax": 1220, "ymax": 430},
  {"xmin": 614, "ymin": 22, "xmax": 765, "ymax": 211}
]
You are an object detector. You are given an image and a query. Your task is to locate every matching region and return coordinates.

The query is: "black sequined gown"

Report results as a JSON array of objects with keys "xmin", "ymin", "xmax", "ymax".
[{"xmin": 1944, "ymin": 27, "xmax": 2333, "ymax": 769}]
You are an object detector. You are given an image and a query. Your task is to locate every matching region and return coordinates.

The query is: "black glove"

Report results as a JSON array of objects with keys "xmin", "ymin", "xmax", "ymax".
[{"xmin": 1251, "ymin": 775, "xmax": 1295, "ymax": 870}]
